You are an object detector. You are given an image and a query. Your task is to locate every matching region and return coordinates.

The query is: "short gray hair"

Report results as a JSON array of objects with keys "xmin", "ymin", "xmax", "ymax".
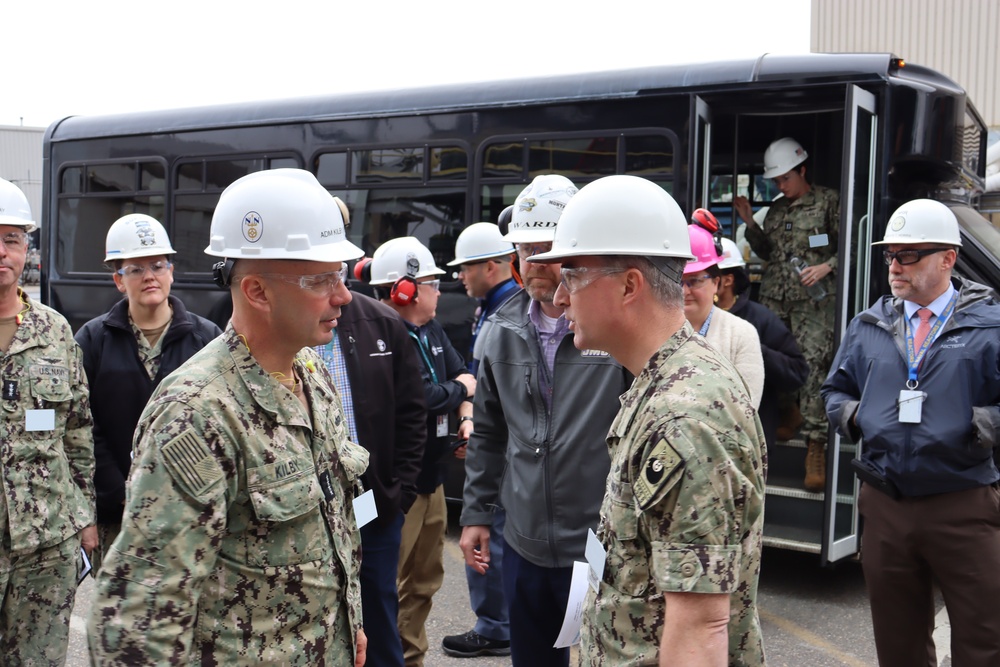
[{"xmin": 604, "ymin": 255, "xmax": 684, "ymax": 307}]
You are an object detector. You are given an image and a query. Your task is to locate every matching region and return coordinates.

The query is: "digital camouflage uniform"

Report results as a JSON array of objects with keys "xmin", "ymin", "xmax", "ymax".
[
  {"xmin": 0, "ymin": 289, "xmax": 95, "ymax": 666},
  {"xmin": 88, "ymin": 326, "xmax": 369, "ymax": 666},
  {"xmin": 579, "ymin": 323, "xmax": 767, "ymax": 667},
  {"xmin": 744, "ymin": 185, "xmax": 839, "ymax": 445}
]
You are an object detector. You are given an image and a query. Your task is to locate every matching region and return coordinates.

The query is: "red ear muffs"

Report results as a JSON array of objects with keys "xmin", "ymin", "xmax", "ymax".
[
  {"xmin": 354, "ymin": 257, "xmax": 373, "ymax": 282},
  {"xmin": 390, "ymin": 276, "xmax": 418, "ymax": 306}
]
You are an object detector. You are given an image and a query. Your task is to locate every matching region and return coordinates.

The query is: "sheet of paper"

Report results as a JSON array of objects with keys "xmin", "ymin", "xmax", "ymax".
[
  {"xmin": 352, "ymin": 489, "xmax": 378, "ymax": 528},
  {"xmin": 553, "ymin": 560, "xmax": 590, "ymax": 648},
  {"xmin": 77, "ymin": 547, "xmax": 93, "ymax": 585},
  {"xmin": 585, "ymin": 528, "xmax": 606, "ymax": 593}
]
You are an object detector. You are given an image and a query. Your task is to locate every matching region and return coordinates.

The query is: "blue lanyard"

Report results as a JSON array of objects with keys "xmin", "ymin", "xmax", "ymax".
[
  {"xmin": 697, "ymin": 307, "xmax": 715, "ymax": 337},
  {"xmin": 904, "ymin": 291, "xmax": 958, "ymax": 387},
  {"xmin": 408, "ymin": 330, "xmax": 439, "ymax": 384}
]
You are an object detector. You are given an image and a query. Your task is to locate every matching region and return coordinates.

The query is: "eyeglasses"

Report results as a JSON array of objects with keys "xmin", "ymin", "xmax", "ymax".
[
  {"xmin": 417, "ymin": 279, "xmax": 441, "ymax": 291},
  {"xmin": 516, "ymin": 243, "xmax": 552, "ymax": 260},
  {"xmin": 116, "ymin": 260, "xmax": 172, "ymax": 278},
  {"xmin": 2, "ymin": 232, "xmax": 28, "ymax": 249},
  {"xmin": 559, "ymin": 266, "xmax": 625, "ymax": 294},
  {"xmin": 882, "ymin": 247, "xmax": 951, "ymax": 266},
  {"xmin": 259, "ymin": 266, "xmax": 348, "ymax": 295},
  {"xmin": 680, "ymin": 273, "xmax": 715, "ymax": 290}
]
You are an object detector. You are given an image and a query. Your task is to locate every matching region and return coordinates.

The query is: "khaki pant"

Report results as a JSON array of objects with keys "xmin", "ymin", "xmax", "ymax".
[
  {"xmin": 397, "ymin": 487, "xmax": 446, "ymax": 667},
  {"xmin": 0, "ymin": 534, "xmax": 79, "ymax": 666}
]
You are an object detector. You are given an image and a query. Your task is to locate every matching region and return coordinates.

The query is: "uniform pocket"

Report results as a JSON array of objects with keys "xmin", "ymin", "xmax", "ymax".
[
  {"xmin": 602, "ymin": 480, "xmax": 648, "ymax": 597},
  {"xmin": 246, "ymin": 458, "xmax": 328, "ymax": 566}
]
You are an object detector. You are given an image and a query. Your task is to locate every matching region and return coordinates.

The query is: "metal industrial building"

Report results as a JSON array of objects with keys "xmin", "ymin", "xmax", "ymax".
[
  {"xmin": 0, "ymin": 124, "xmax": 44, "ymax": 228},
  {"xmin": 811, "ymin": 0, "xmax": 999, "ymax": 196}
]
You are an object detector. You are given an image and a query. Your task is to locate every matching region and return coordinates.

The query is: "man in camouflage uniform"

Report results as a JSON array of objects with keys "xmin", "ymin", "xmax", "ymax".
[
  {"xmin": 530, "ymin": 175, "xmax": 766, "ymax": 666},
  {"xmin": 0, "ymin": 176, "xmax": 97, "ymax": 666},
  {"xmin": 88, "ymin": 169, "xmax": 371, "ymax": 666},
  {"xmin": 735, "ymin": 137, "xmax": 839, "ymax": 492}
]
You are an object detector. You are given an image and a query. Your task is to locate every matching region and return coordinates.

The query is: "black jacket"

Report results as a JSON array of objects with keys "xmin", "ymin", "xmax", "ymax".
[
  {"xmin": 404, "ymin": 317, "xmax": 469, "ymax": 494},
  {"xmin": 334, "ymin": 294, "xmax": 427, "ymax": 523},
  {"xmin": 728, "ymin": 291, "xmax": 809, "ymax": 448},
  {"xmin": 75, "ymin": 296, "xmax": 221, "ymax": 524}
]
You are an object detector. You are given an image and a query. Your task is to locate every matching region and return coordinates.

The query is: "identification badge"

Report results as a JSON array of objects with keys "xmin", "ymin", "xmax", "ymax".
[
  {"xmin": 809, "ymin": 233, "xmax": 830, "ymax": 248},
  {"xmin": 897, "ymin": 389, "xmax": 925, "ymax": 423},
  {"xmin": 26, "ymin": 409, "xmax": 56, "ymax": 431},
  {"xmin": 785, "ymin": 222, "xmax": 793, "ymax": 231},
  {"xmin": 352, "ymin": 489, "xmax": 378, "ymax": 528},
  {"xmin": 436, "ymin": 414, "xmax": 448, "ymax": 438},
  {"xmin": 585, "ymin": 528, "xmax": 607, "ymax": 593}
]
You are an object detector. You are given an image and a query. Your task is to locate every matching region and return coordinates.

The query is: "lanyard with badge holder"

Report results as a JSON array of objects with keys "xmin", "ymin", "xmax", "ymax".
[
  {"xmin": 409, "ymin": 329, "xmax": 451, "ymax": 439},
  {"xmin": 898, "ymin": 291, "xmax": 957, "ymax": 423}
]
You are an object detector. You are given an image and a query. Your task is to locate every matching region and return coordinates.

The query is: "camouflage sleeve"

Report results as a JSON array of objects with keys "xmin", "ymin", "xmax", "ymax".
[
  {"xmin": 638, "ymin": 420, "xmax": 759, "ymax": 597},
  {"xmin": 743, "ymin": 216, "xmax": 773, "ymax": 261},
  {"xmin": 89, "ymin": 400, "xmax": 231, "ymax": 665},
  {"xmin": 825, "ymin": 188, "xmax": 840, "ymax": 271},
  {"xmin": 64, "ymin": 337, "xmax": 96, "ymax": 516}
]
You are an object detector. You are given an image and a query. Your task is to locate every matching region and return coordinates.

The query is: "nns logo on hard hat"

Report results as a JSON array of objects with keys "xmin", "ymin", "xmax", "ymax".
[{"xmin": 504, "ymin": 174, "xmax": 579, "ymax": 244}]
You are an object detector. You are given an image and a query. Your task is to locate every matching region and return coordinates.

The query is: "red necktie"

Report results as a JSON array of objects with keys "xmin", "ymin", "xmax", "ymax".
[{"xmin": 913, "ymin": 308, "xmax": 933, "ymax": 350}]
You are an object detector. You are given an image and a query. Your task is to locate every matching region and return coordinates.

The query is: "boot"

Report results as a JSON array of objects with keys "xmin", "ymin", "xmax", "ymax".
[
  {"xmin": 776, "ymin": 403, "xmax": 804, "ymax": 442},
  {"xmin": 804, "ymin": 439, "xmax": 826, "ymax": 492}
]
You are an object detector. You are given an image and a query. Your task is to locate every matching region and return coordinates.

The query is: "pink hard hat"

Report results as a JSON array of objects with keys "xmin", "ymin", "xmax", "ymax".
[{"xmin": 685, "ymin": 224, "xmax": 722, "ymax": 274}]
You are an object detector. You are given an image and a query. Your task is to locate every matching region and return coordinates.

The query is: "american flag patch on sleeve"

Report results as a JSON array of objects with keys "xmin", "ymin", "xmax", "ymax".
[{"xmin": 161, "ymin": 431, "xmax": 224, "ymax": 501}]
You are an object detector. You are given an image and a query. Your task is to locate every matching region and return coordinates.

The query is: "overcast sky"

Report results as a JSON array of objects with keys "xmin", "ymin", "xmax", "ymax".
[{"xmin": 2, "ymin": 0, "xmax": 811, "ymax": 129}]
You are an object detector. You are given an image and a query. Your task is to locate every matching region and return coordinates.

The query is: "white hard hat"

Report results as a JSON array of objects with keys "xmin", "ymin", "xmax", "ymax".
[
  {"xmin": 369, "ymin": 236, "xmax": 446, "ymax": 285},
  {"xmin": 718, "ymin": 237, "xmax": 746, "ymax": 270},
  {"xmin": 447, "ymin": 222, "xmax": 515, "ymax": 266},
  {"xmin": 504, "ymin": 174, "xmax": 579, "ymax": 243},
  {"xmin": 529, "ymin": 175, "xmax": 694, "ymax": 262},
  {"xmin": 872, "ymin": 199, "xmax": 962, "ymax": 247},
  {"xmin": 0, "ymin": 177, "xmax": 36, "ymax": 233},
  {"xmin": 105, "ymin": 214, "xmax": 176, "ymax": 262},
  {"xmin": 205, "ymin": 168, "xmax": 363, "ymax": 262},
  {"xmin": 762, "ymin": 138, "xmax": 808, "ymax": 179}
]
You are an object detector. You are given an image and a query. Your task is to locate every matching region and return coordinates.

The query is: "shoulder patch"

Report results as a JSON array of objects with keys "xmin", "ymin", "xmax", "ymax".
[
  {"xmin": 161, "ymin": 431, "xmax": 224, "ymax": 502},
  {"xmin": 633, "ymin": 436, "xmax": 684, "ymax": 511}
]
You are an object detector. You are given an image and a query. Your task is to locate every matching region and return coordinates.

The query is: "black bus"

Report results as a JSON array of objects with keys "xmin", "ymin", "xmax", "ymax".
[{"xmin": 41, "ymin": 52, "xmax": 1000, "ymax": 565}]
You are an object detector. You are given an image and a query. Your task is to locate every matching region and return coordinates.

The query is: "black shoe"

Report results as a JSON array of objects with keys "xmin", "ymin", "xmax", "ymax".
[{"xmin": 442, "ymin": 630, "xmax": 511, "ymax": 657}]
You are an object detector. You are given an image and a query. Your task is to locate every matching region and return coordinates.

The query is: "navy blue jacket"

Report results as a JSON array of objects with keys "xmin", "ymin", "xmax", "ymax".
[
  {"xmin": 75, "ymin": 296, "xmax": 221, "ymax": 523},
  {"xmin": 822, "ymin": 277, "xmax": 1000, "ymax": 496},
  {"xmin": 728, "ymin": 291, "xmax": 809, "ymax": 448},
  {"xmin": 404, "ymin": 317, "xmax": 469, "ymax": 494}
]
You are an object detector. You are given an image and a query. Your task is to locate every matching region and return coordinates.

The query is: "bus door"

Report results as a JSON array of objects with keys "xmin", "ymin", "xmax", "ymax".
[
  {"xmin": 822, "ymin": 85, "xmax": 877, "ymax": 565},
  {"xmin": 690, "ymin": 96, "xmax": 712, "ymax": 210}
]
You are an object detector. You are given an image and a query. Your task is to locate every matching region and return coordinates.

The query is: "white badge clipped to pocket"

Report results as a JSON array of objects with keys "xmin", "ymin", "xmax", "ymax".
[{"xmin": 897, "ymin": 389, "xmax": 925, "ymax": 424}]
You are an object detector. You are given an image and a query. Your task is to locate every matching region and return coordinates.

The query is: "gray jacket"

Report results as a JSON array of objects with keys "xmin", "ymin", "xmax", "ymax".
[{"xmin": 461, "ymin": 290, "xmax": 632, "ymax": 568}]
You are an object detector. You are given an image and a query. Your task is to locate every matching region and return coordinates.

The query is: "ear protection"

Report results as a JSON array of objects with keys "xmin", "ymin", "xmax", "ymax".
[
  {"xmin": 354, "ymin": 257, "xmax": 373, "ymax": 283},
  {"xmin": 390, "ymin": 276, "xmax": 419, "ymax": 306},
  {"xmin": 691, "ymin": 208, "xmax": 724, "ymax": 258},
  {"xmin": 212, "ymin": 258, "xmax": 236, "ymax": 289}
]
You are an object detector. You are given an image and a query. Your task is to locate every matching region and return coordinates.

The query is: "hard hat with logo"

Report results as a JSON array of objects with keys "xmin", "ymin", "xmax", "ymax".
[
  {"xmin": 528, "ymin": 175, "xmax": 694, "ymax": 263},
  {"xmin": 872, "ymin": 199, "xmax": 962, "ymax": 246},
  {"xmin": 504, "ymin": 174, "xmax": 579, "ymax": 243},
  {"xmin": 369, "ymin": 236, "xmax": 446, "ymax": 286},
  {"xmin": 717, "ymin": 237, "xmax": 746, "ymax": 270},
  {"xmin": 685, "ymin": 224, "xmax": 723, "ymax": 274},
  {"xmin": 205, "ymin": 168, "xmax": 363, "ymax": 262},
  {"xmin": 105, "ymin": 214, "xmax": 176, "ymax": 262},
  {"xmin": 762, "ymin": 137, "xmax": 808, "ymax": 179},
  {"xmin": 447, "ymin": 222, "xmax": 515, "ymax": 266},
  {"xmin": 0, "ymin": 177, "xmax": 36, "ymax": 233}
]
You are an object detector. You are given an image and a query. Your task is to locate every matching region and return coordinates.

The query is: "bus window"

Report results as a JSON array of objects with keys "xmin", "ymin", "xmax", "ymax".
[
  {"xmin": 528, "ymin": 137, "xmax": 616, "ymax": 177},
  {"xmin": 483, "ymin": 142, "xmax": 523, "ymax": 179},
  {"xmin": 316, "ymin": 152, "xmax": 348, "ymax": 186},
  {"xmin": 429, "ymin": 146, "xmax": 468, "ymax": 181},
  {"xmin": 329, "ymin": 186, "xmax": 466, "ymax": 270},
  {"xmin": 173, "ymin": 192, "xmax": 222, "ymax": 276},
  {"xmin": 353, "ymin": 148, "xmax": 423, "ymax": 183},
  {"xmin": 623, "ymin": 134, "xmax": 674, "ymax": 177},
  {"xmin": 55, "ymin": 161, "xmax": 167, "ymax": 275}
]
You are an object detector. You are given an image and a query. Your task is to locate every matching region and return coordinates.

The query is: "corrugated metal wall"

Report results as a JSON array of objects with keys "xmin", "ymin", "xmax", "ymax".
[
  {"xmin": 0, "ymin": 125, "xmax": 44, "ymax": 224},
  {"xmin": 811, "ymin": 0, "xmax": 999, "ymax": 128}
]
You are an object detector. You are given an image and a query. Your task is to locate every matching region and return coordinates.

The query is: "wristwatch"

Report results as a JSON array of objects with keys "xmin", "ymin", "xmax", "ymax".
[{"xmin": 458, "ymin": 416, "xmax": 474, "ymax": 424}]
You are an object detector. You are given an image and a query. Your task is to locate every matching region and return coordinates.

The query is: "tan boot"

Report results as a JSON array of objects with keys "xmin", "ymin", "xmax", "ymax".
[
  {"xmin": 804, "ymin": 440, "xmax": 826, "ymax": 492},
  {"xmin": 776, "ymin": 403, "xmax": 804, "ymax": 442}
]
